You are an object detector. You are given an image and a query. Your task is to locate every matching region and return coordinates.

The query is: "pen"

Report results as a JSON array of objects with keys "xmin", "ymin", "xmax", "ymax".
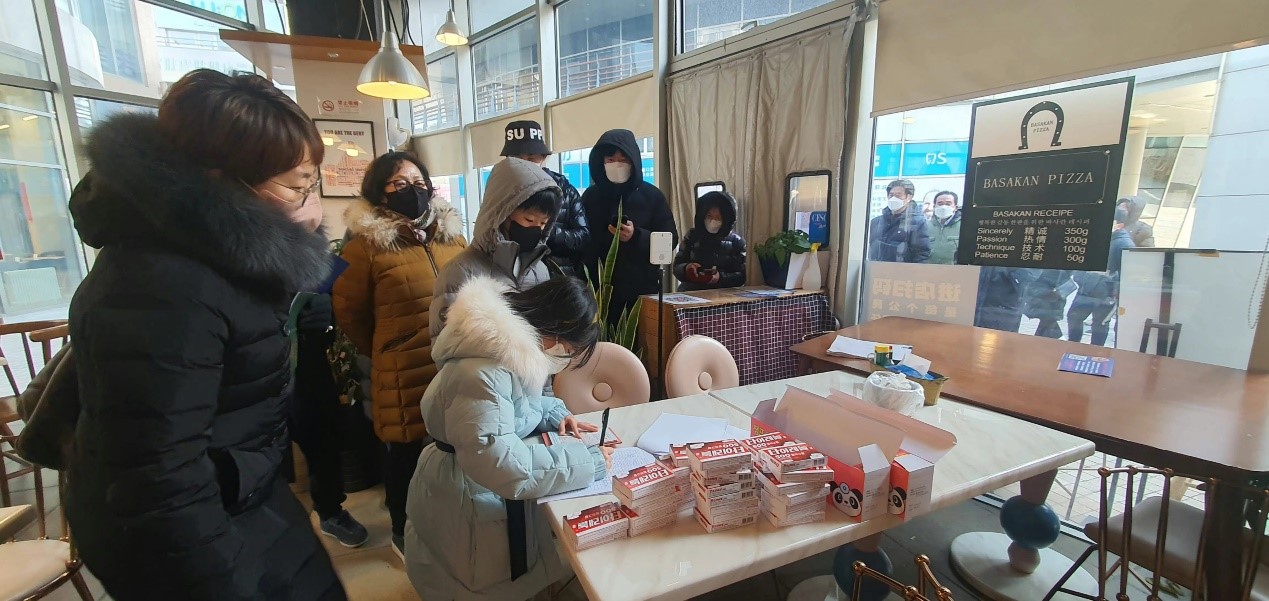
[{"xmin": 598, "ymin": 408, "xmax": 611, "ymax": 447}]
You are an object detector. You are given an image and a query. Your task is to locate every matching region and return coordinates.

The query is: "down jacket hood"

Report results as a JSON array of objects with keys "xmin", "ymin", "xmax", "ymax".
[
  {"xmin": 343, "ymin": 196, "xmax": 464, "ymax": 252},
  {"xmin": 587, "ymin": 129, "xmax": 644, "ymax": 193},
  {"xmin": 695, "ymin": 190, "xmax": 737, "ymax": 235},
  {"xmin": 473, "ymin": 158, "xmax": 561, "ymax": 254},
  {"xmin": 432, "ymin": 276, "xmax": 554, "ymax": 392},
  {"xmin": 1119, "ymin": 196, "xmax": 1146, "ymax": 225},
  {"xmin": 70, "ymin": 113, "xmax": 330, "ymax": 294}
]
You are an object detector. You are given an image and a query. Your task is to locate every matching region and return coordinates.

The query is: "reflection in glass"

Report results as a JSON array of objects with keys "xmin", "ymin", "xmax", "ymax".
[
  {"xmin": 411, "ymin": 55, "xmax": 460, "ymax": 132},
  {"xmin": 0, "ymin": 0, "xmax": 48, "ymax": 80},
  {"xmin": 0, "ymin": 87, "xmax": 83, "ymax": 317},
  {"xmin": 787, "ymin": 172, "xmax": 830, "ymax": 247},
  {"xmin": 681, "ymin": 0, "xmax": 834, "ymax": 52},
  {"xmin": 472, "ymin": 19, "xmax": 540, "ymax": 120},
  {"xmin": 557, "ymin": 0, "xmax": 653, "ymax": 97},
  {"xmin": 74, "ymin": 97, "xmax": 157, "ymax": 132},
  {"xmin": 63, "ymin": 0, "xmax": 253, "ymax": 99}
]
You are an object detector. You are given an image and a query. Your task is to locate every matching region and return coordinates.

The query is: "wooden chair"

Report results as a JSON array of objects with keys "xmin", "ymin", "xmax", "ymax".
[
  {"xmin": 849, "ymin": 555, "xmax": 954, "ymax": 601},
  {"xmin": 1046, "ymin": 467, "xmax": 1220, "ymax": 600},
  {"xmin": 663, "ymin": 335, "xmax": 740, "ymax": 398},
  {"xmin": 0, "ymin": 321, "xmax": 68, "ymax": 508},
  {"xmin": 0, "ymin": 435, "xmax": 92, "ymax": 601},
  {"xmin": 552, "ymin": 342, "xmax": 650, "ymax": 414}
]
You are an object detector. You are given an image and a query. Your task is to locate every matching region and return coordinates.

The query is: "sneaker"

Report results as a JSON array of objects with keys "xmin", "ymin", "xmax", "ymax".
[
  {"xmin": 391, "ymin": 534, "xmax": 406, "ymax": 562},
  {"xmin": 318, "ymin": 510, "xmax": 370, "ymax": 548}
]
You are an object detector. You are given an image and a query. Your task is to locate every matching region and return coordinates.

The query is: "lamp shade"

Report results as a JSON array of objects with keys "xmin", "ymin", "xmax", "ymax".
[
  {"xmin": 436, "ymin": 9, "xmax": 467, "ymax": 46},
  {"xmin": 357, "ymin": 32, "xmax": 430, "ymax": 100}
]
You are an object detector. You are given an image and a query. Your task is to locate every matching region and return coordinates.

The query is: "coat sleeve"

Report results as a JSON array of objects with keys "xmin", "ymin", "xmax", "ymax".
[
  {"xmin": 429, "ymin": 256, "xmax": 475, "ymax": 341},
  {"xmin": 633, "ymin": 187, "xmax": 679, "ymax": 254},
  {"xmin": 672, "ymin": 229, "xmax": 696, "ymax": 282},
  {"xmin": 718, "ymin": 234, "xmax": 748, "ymax": 288},
  {"xmin": 448, "ymin": 367, "xmax": 601, "ymax": 500},
  {"xmin": 332, "ymin": 238, "xmax": 375, "ymax": 354},
  {"xmin": 908, "ymin": 219, "xmax": 932, "ymax": 263},
  {"xmin": 82, "ymin": 288, "xmax": 259, "ymax": 600},
  {"xmin": 548, "ymin": 178, "xmax": 590, "ymax": 257}
]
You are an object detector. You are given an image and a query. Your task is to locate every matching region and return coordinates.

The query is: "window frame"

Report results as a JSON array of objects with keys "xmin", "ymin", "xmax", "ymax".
[
  {"xmin": 554, "ymin": 0, "xmax": 656, "ymax": 99},
  {"xmin": 470, "ymin": 15, "xmax": 543, "ymax": 121},
  {"xmin": 783, "ymin": 169, "xmax": 833, "ymax": 249},
  {"xmin": 411, "ymin": 52, "xmax": 462, "ymax": 134}
]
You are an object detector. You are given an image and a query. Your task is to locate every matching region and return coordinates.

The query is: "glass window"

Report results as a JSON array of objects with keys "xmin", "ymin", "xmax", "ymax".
[
  {"xmin": 472, "ymin": 18, "xmax": 540, "ymax": 121},
  {"xmin": 74, "ymin": 97, "xmax": 157, "ymax": 132},
  {"xmin": 557, "ymin": 0, "xmax": 654, "ymax": 98},
  {"xmin": 62, "ymin": 0, "xmax": 253, "ymax": 99},
  {"xmin": 432, "ymin": 173, "xmax": 468, "ymax": 235},
  {"xmin": 167, "ymin": 0, "xmax": 248, "ymax": 22},
  {"xmin": 559, "ymin": 136, "xmax": 655, "ymax": 193},
  {"xmin": 1, "ymin": 0, "xmax": 47, "ymax": 80},
  {"xmin": 0, "ymin": 86, "xmax": 83, "ymax": 318},
  {"xmin": 681, "ymin": 0, "xmax": 834, "ymax": 53},
  {"xmin": 470, "ymin": 0, "xmax": 532, "ymax": 34},
  {"xmin": 411, "ymin": 0, "xmax": 452, "ymax": 56},
  {"xmin": 786, "ymin": 171, "xmax": 830, "ymax": 247},
  {"xmin": 263, "ymin": 0, "xmax": 288, "ymax": 33},
  {"xmin": 411, "ymin": 55, "xmax": 459, "ymax": 132},
  {"xmin": 856, "ymin": 48, "xmax": 1269, "ymax": 360}
]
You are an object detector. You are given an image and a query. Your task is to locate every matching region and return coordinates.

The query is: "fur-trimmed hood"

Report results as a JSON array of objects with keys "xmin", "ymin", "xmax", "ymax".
[
  {"xmin": 432, "ymin": 276, "xmax": 552, "ymax": 392},
  {"xmin": 344, "ymin": 197, "xmax": 464, "ymax": 253},
  {"xmin": 70, "ymin": 113, "xmax": 329, "ymax": 294}
]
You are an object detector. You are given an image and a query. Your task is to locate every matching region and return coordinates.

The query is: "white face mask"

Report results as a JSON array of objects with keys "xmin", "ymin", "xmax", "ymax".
[
  {"xmin": 705, "ymin": 219, "xmax": 723, "ymax": 234},
  {"xmin": 604, "ymin": 162, "xmax": 631, "ymax": 184},
  {"xmin": 886, "ymin": 196, "xmax": 906, "ymax": 213},
  {"xmin": 544, "ymin": 343, "xmax": 573, "ymax": 374},
  {"xmin": 934, "ymin": 205, "xmax": 955, "ymax": 220}
]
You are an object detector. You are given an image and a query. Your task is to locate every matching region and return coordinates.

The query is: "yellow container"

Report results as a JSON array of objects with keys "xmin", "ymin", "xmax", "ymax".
[{"xmin": 908, "ymin": 371, "xmax": 949, "ymax": 406}]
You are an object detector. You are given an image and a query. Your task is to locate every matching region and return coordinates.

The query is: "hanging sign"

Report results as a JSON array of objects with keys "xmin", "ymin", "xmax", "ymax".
[{"xmin": 958, "ymin": 78, "xmax": 1133, "ymax": 271}]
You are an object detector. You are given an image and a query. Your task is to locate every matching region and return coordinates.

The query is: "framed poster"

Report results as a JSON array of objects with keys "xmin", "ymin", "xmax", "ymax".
[
  {"xmin": 313, "ymin": 119, "xmax": 376, "ymax": 198},
  {"xmin": 958, "ymin": 78, "xmax": 1134, "ymax": 272}
]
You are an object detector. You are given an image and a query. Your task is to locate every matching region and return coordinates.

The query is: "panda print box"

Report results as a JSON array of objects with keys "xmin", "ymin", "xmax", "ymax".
[{"xmin": 749, "ymin": 387, "xmax": 907, "ymax": 522}]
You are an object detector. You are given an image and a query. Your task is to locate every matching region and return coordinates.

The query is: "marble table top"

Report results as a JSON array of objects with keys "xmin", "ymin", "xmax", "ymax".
[{"xmin": 542, "ymin": 377, "xmax": 1094, "ymax": 601}]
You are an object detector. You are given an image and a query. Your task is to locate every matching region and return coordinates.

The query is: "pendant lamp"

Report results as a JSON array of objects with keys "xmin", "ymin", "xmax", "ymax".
[
  {"xmin": 357, "ymin": 1, "xmax": 430, "ymax": 100},
  {"xmin": 436, "ymin": 5, "xmax": 467, "ymax": 46}
]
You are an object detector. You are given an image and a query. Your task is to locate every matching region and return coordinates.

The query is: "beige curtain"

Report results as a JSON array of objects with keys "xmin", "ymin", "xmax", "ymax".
[
  {"xmin": 411, "ymin": 129, "xmax": 464, "ymax": 175},
  {"xmin": 873, "ymin": 0, "xmax": 1269, "ymax": 116},
  {"xmin": 547, "ymin": 75, "xmax": 658, "ymax": 152},
  {"xmin": 667, "ymin": 20, "xmax": 855, "ymax": 293}
]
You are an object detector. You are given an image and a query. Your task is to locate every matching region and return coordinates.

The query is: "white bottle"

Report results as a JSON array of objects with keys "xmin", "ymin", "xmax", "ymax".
[{"xmin": 802, "ymin": 243, "xmax": 822, "ymax": 290}]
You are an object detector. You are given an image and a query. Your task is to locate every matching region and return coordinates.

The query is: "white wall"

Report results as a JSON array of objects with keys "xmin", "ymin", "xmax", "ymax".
[
  {"xmin": 291, "ymin": 59, "xmax": 391, "ymax": 237},
  {"xmin": 1188, "ymin": 46, "xmax": 1269, "ymax": 251}
]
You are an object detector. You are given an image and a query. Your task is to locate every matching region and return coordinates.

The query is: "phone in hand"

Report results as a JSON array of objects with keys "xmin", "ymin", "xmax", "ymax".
[
  {"xmin": 699, "ymin": 267, "xmax": 717, "ymax": 276},
  {"xmin": 610, "ymin": 214, "xmax": 630, "ymax": 228}
]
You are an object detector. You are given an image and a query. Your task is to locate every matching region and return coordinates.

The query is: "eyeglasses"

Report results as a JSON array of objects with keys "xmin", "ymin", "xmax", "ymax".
[
  {"xmin": 269, "ymin": 178, "xmax": 321, "ymax": 205},
  {"xmin": 388, "ymin": 179, "xmax": 430, "ymax": 193}
]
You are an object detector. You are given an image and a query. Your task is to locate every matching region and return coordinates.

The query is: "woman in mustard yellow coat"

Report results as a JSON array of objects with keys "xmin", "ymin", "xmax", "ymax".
[{"xmin": 332, "ymin": 151, "xmax": 466, "ymax": 557}]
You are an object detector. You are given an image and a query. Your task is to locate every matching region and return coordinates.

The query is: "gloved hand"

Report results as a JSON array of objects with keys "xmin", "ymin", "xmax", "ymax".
[{"xmin": 297, "ymin": 293, "xmax": 333, "ymax": 333}]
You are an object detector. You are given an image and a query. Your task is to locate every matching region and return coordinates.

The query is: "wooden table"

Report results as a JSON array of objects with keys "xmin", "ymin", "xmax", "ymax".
[
  {"xmin": 542, "ymin": 378, "xmax": 1094, "ymax": 601},
  {"xmin": 791, "ymin": 316, "xmax": 1269, "ymax": 599},
  {"xmin": 638, "ymin": 286, "xmax": 832, "ymax": 384}
]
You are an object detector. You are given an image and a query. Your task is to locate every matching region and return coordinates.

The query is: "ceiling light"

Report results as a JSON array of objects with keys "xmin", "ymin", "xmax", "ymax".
[
  {"xmin": 1152, "ymin": 118, "xmax": 1168, "ymax": 123},
  {"xmin": 357, "ymin": 1, "xmax": 430, "ymax": 101},
  {"xmin": 902, "ymin": 117, "xmax": 916, "ymax": 124},
  {"xmin": 22, "ymin": 115, "xmax": 38, "ymax": 121},
  {"xmin": 1132, "ymin": 112, "xmax": 1157, "ymax": 119},
  {"xmin": 436, "ymin": 8, "xmax": 467, "ymax": 47},
  {"xmin": 0, "ymin": 124, "xmax": 9, "ymax": 131}
]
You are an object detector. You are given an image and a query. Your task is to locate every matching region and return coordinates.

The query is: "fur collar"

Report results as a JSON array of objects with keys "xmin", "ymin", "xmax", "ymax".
[
  {"xmin": 70, "ymin": 114, "xmax": 329, "ymax": 294},
  {"xmin": 435, "ymin": 276, "xmax": 551, "ymax": 391},
  {"xmin": 344, "ymin": 198, "xmax": 464, "ymax": 253}
]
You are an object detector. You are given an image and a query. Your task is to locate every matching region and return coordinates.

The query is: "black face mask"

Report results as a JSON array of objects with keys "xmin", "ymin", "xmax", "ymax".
[
  {"xmin": 506, "ymin": 221, "xmax": 544, "ymax": 250},
  {"xmin": 385, "ymin": 187, "xmax": 431, "ymax": 220}
]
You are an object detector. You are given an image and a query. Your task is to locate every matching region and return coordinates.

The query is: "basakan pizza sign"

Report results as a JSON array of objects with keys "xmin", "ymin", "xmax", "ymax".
[{"xmin": 958, "ymin": 78, "xmax": 1134, "ymax": 272}]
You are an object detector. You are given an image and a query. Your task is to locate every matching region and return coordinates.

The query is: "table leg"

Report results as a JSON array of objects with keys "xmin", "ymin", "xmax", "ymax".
[
  {"xmin": 1204, "ymin": 482, "xmax": 1246, "ymax": 600},
  {"xmin": 949, "ymin": 469, "xmax": 1098, "ymax": 600}
]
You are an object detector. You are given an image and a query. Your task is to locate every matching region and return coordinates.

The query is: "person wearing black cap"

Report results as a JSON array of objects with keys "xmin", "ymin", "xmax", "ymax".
[
  {"xmin": 500, "ymin": 120, "xmax": 590, "ymax": 277},
  {"xmin": 580, "ymin": 129, "xmax": 677, "ymax": 327}
]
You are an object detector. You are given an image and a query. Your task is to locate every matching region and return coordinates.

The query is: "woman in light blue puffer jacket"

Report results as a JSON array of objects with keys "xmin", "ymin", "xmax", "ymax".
[{"xmin": 404, "ymin": 275, "xmax": 610, "ymax": 601}]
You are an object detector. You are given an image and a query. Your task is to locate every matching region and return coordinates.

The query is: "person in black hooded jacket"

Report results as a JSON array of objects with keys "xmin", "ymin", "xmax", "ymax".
[
  {"xmin": 674, "ymin": 191, "xmax": 747, "ymax": 291},
  {"xmin": 580, "ymin": 129, "xmax": 677, "ymax": 325},
  {"xmin": 64, "ymin": 70, "xmax": 345, "ymax": 601}
]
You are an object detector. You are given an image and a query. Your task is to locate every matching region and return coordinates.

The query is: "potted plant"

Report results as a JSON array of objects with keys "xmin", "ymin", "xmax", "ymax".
[{"xmin": 754, "ymin": 230, "xmax": 812, "ymax": 288}]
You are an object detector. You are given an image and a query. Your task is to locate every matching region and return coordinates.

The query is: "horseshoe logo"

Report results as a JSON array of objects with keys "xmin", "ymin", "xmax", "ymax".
[{"xmin": 1019, "ymin": 101, "xmax": 1064, "ymax": 150}]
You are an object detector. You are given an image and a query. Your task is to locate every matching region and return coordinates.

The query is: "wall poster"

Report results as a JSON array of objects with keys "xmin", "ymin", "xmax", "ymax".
[
  {"xmin": 313, "ymin": 119, "xmax": 376, "ymax": 198},
  {"xmin": 958, "ymin": 78, "xmax": 1134, "ymax": 271}
]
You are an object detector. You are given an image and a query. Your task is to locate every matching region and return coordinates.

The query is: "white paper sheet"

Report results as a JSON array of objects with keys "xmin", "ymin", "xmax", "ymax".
[
  {"xmin": 635, "ymin": 413, "xmax": 730, "ymax": 455},
  {"xmin": 826, "ymin": 336, "xmax": 912, "ymax": 361},
  {"xmin": 661, "ymin": 294, "xmax": 710, "ymax": 305},
  {"xmin": 536, "ymin": 447, "xmax": 657, "ymax": 504}
]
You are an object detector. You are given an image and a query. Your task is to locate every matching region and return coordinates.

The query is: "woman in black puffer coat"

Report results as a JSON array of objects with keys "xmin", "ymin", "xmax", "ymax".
[
  {"xmin": 65, "ymin": 70, "xmax": 345, "ymax": 600},
  {"xmin": 673, "ymin": 191, "xmax": 747, "ymax": 291}
]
